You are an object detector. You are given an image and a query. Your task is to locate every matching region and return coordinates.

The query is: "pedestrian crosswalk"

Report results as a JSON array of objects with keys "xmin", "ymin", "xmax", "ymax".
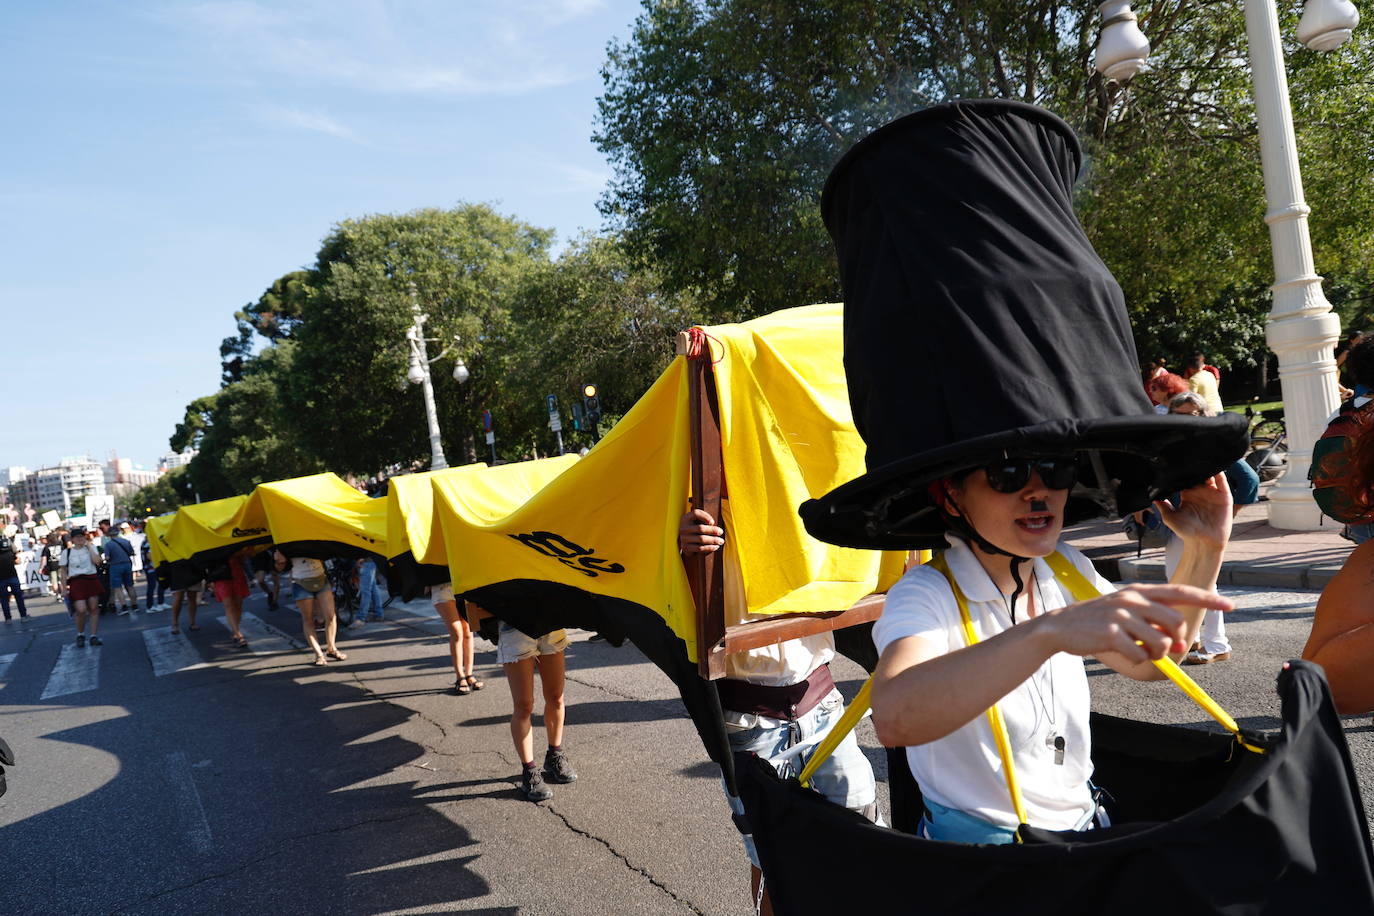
[
  {"xmin": 5, "ymin": 613, "xmax": 313, "ymax": 701},
  {"xmin": 41, "ymin": 643, "xmax": 102, "ymax": 699},
  {"xmin": 0, "ymin": 602, "xmax": 448, "ymax": 702}
]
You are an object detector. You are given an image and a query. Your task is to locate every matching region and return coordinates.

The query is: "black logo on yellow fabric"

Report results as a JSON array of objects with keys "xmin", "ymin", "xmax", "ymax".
[
  {"xmin": 508, "ymin": 531, "xmax": 625, "ymax": 578},
  {"xmin": 231, "ymin": 526, "xmax": 267, "ymax": 538}
]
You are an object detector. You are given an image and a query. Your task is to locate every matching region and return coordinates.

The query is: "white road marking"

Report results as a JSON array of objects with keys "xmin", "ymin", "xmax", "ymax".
[
  {"xmin": 143, "ymin": 629, "xmax": 208, "ymax": 677},
  {"xmin": 217, "ymin": 612, "xmax": 299, "ymax": 655},
  {"xmin": 166, "ymin": 751, "xmax": 213, "ymax": 852},
  {"xmin": 0, "ymin": 652, "xmax": 16, "ymax": 685},
  {"xmin": 41, "ymin": 643, "xmax": 101, "ymax": 698}
]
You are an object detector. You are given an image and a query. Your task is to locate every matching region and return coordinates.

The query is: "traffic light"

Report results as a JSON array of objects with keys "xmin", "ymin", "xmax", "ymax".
[
  {"xmin": 571, "ymin": 401, "xmax": 585, "ymax": 431},
  {"xmin": 582, "ymin": 384, "xmax": 601, "ymax": 424}
]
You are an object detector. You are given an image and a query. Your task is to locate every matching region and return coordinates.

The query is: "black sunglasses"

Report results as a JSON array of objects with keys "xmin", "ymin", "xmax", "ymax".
[{"xmin": 982, "ymin": 457, "xmax": 1078, "ymax": 494}]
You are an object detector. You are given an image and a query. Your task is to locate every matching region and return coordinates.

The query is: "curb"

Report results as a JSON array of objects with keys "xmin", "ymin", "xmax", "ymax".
[{"xmin": 1112, "ymin": 557, "xmax": 1336, "ymax": 591}]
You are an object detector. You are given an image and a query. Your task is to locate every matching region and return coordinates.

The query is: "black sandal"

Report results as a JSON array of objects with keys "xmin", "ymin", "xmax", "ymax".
[
  {"xmin": 453, "ymin": 677, "xmax": 472, "ymax": 696},
  {"xmin": 465, "ymin": 674, "xmax": 485, "ymax": 691}
]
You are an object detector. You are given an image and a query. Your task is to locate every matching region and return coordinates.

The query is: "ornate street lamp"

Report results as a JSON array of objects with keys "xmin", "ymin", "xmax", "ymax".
[
  {"xmin": 404, "ymin": 283, "xmax": 467, "ymax": 471},
  {"xmin": 1095, "ymin": 1, "xmax": 1359, "ymax": 529}
]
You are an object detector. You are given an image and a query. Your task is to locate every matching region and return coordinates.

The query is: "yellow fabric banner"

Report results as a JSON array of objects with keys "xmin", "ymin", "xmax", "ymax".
[
  {"xmin": 433, "ymin": 303, "xmax": 905, "ymax": 661},
  {"xmin": 144, "ymin": 513, "xmax": 182, "ymax": 568},
  {"xmin": 254, "ymin": 473, "xmax": 389, "ymax": 556},
  {"xmin": 162, "ymin": 493, "xmax": 270, "ymax": 565}
]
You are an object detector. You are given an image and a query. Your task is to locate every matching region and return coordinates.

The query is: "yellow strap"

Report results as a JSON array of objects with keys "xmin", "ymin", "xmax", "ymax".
[
  {"xmin": 930, "ymin": 554, "xmax": 1031, "ymax": 833},
  {"xmin": 798, "ymin": 676, "xmax": 873, "ymax": 788},
  {"xmin": 1043, "ymin": 552, "xmax": 1266, "ymax": 756}
]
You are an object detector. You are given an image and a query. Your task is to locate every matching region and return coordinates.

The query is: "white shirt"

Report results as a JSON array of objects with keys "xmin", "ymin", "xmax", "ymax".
[
  {"xmin": 873, "ymin": 535, "xmax": 1115, "ymax": 831},
  {"xmin": 62, "ymin": 545, "xmax": 100, "ymax": 576},
  {"xmin": 290, "ymin": 557, "xmax": 326, "ymax": 582}
]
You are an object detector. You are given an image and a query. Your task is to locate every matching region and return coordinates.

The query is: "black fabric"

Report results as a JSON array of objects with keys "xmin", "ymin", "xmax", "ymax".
[
  {"xmin": 386, "ymin": 551, "xmax": 451, "ymax": 602},
  {"xmin": 738, "ymin": 661, "xmax": 1374, "ymax": 915},
  {"xmin": 802, "ymin": 100, "xmax": 1248, "ymax": 549}
]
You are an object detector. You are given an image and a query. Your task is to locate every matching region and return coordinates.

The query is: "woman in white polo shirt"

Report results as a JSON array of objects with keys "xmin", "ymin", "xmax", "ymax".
[{"xmin": 870, "ymin": 459, "xmax": 1234, "ymax": 842}]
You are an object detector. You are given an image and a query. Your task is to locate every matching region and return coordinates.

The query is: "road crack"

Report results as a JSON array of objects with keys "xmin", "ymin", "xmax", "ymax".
[
  {"xmin": 535, "ymin": 802, "xmax": 705, "ymax": 915},
  {"xmin": 111, "ymin": 809, "xmax": 427, "ymax": 913}
]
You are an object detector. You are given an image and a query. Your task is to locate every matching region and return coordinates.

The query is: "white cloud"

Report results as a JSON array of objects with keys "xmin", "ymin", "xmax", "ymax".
[
  {"xmin": 148, "ymin": 0, "xmax": 594, "ymax": 98},
  {"xmin": 252, "ymin": 103, "xmax": 359, "ymax": 140},
  {"xmin": 546, "ymin": 161, "xmax": 610, "ymax": 194}
]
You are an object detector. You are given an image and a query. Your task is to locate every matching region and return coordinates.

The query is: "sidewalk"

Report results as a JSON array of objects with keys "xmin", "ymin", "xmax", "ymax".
[{"xmin": 1065, "ymin": 490, "xmax": 1356, "ymax": 591}]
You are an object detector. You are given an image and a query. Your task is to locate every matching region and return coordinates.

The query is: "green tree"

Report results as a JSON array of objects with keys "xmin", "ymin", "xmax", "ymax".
[
  {"xmin": 126, "ymin": 467, "xmax": 196, "ymax": 517},
  {"xmin": 498, "ymin": 234, "xmax": 699, "ymax": 455},
  {"xmin": 286, "ymin": 204, "xmax": 554, "ymax": 473},
  {"xmin": 180, "ymin": 343, "xmax": 325, "ymax": 499},
  {"xmin": 221, "ymin": 271, "xmax": 313, "ymax": 384},
  {"xmin": 596, "ymin": 1, "xmax": 1374, "ymax": 370}
]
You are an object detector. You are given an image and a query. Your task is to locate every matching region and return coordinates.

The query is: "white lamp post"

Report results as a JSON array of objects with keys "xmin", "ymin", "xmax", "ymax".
[
  {"xmin": 404, "ymin": 282, "xmax": 468, "ymax": 471},
  {"xmin": 1095, "ymin": 0, "xmax": 1358, "ymax": 529}
]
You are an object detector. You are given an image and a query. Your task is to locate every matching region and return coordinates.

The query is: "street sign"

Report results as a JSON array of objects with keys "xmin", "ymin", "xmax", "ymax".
[
  {"xmin": 485, "ymin": 431, "xmax": 495, "ymax": 445},
  {"xmin": 546, "ymin": 394, "xmax": 558, "ymax": 413},
  {"xmin": 482, "ymin": 409, "xmax": 493, "ymax": 432},
  {"xmin": 549, "ymin": 418, "xmax": 562, "ymax": 432}
]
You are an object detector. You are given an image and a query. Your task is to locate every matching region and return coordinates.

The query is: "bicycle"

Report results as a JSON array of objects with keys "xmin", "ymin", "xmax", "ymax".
[
  {"xmin": 328, "ymin": 557, "xmax": 359, "ymax": 628},
  {"xmin": 1244, "ymin": 405, "xmax": 1288, "ymax": 483}
]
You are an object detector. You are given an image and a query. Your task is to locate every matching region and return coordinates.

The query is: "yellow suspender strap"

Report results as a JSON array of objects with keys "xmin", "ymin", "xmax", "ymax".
[
  {"xmin": 1042, "ymin": 552, "xmax": 1266, "ymax": 756},
  {"xmin": 798, "ymin": 676, "xmax": 873, "ymax": 789},
  {"xmin": 929, "ymin": 553, "xmax": 1031, "ymax": 832},
  {"xmin": 797, "ymin": 548, "xmax": 933, "ymax": 789}
]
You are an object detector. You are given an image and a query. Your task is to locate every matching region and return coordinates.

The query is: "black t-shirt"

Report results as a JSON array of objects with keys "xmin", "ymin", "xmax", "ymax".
[{"xmin": 0, "ymin": 548, "xmax": 17, "ymax": 580}]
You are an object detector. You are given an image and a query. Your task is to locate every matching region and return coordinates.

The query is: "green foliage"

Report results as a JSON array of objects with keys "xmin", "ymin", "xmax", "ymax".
[
  {"xmin": 126, "ymin": 467, "xmax": 196, "ymax": 517},
  {"xmin": 497, "ymin": 234, "xmax": 698, "ymax": 456},
  {"xmin": 596, "ymin": 0, "xmax": 1374, "ymax": 369},
  {"xmin": 221, "ymin": 271, "xmax": 313, "ymax": 384},
  {"xmin": 285, "ymin": 204, "xmax": 554, "ymax": 473},
  {"xmin": 184, "ymin": 342, "xmax": 325, "ymax": 499}
]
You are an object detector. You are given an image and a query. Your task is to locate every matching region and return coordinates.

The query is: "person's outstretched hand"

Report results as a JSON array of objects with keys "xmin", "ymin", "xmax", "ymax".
[{"xmin": 678, "ymin": 509, "xmax": 725, "ymax": 555}]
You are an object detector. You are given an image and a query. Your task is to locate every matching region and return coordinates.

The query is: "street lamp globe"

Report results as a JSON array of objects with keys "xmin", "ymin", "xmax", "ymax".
[
  {"xmin": 452, "ymin": 361, "xmax": 470, "ymax": 384},
  {"xmin": 1094, "ymin": 1, "xmax": 1151, "ymax": 81},
  {"xmin": 1298, "ymin": 0, "xmax": 1360, "ymax": 51},
  {"xmin": 406, "ymin": 356, "xmax": 426, "ymax": 385}
]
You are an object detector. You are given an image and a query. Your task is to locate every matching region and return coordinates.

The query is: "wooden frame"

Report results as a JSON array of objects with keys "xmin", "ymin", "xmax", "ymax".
[{"xmin": 675, "ymin": 331, "xmax": 886, "ymax": 680}]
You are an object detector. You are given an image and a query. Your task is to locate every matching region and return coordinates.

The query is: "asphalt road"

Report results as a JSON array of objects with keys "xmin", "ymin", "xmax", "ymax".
[{"xmin": 0, "ymin": 582, "xmax": 1368, "ymax": 915}]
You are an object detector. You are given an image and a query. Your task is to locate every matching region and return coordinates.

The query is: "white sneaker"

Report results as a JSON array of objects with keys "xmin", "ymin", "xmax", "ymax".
[{"xmin": 116, "ymin": 607, "xmax": 131, "ymax": 617}]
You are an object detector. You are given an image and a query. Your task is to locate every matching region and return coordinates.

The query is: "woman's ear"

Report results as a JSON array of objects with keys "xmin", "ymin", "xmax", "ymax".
[{"xmin": 942, "ymin": 480, "xmax": 963, "ymax": 519}]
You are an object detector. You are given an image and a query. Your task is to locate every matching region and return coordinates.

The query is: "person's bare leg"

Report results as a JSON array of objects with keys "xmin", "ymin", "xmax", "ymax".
[
  {"xmin": 187, "ymin": 592, "xmax": 199, "ymax": 628},
  {"xmin": 318, "ymin": 590, "xmax": 343, "ymax": 658},
  {"xmin": 536, "ymin": 652, "xmax": 567, "ymax": 749},
  {"xmin": 297, "ymin": 596, "xmax": 326, "ymax": 661},
  {"xmin": 435, "ymin": 600, "xmax": 466, "ymax": 682},
  {"xmin": 170, "ymin": 590, "xmax": 183, "ymax": 632},
  {"xmin": 225, "ymin": 593, "xmax": 244, "ymax": 641},
  {"xmin": 87, "ymin": 596, "xmax": 101, "ymax": 636},
  {"xmin": 74, "ymin": 598, "xmax": 89, "ymax": 637},
  {"xmin": 461, "ymin": 618, "xmax": 478, "ymax": 686},
  {"xmin": 504, "ymin": 657, "xmax": 537, "ymax": 763}
]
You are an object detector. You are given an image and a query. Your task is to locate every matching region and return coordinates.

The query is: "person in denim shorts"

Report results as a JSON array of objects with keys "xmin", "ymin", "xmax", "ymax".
[
  {"xmin": 494, "ymin": 616, "xmax": 577, "ymax": 802},
  {"xmin": 679, "ymin": 508, "xmax": 877, "ymax": 913}
]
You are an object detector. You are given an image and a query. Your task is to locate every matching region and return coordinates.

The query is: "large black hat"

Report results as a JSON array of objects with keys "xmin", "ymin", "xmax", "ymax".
[{"xmin": 800, "ymin": 99, "xmax": 1248, "ymax": 550}]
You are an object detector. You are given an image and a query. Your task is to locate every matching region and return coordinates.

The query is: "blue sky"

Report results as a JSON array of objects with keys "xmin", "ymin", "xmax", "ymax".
[{"xmin": 1, "ymin": 0, "xmax": 643, "ymax": 473}]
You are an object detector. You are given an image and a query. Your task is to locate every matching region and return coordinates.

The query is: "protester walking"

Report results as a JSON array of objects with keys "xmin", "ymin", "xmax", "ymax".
[
  {"xmin": 139, "ymin": 536, "xmax": 167, "ymax": 611},
  {"xmin": 209, "ymin": 550, "xmax": 251, "ymax": 648},
  {"xmin": 291, "ymin": 555, "xmax": 345, "ymax": 666},
  {"xmin": 431, "ymin": 583, "xmax": 482, "ymax": 694},
  {"xmin": 169, "ymin": 579, "xmax": 203, "ymax": 635},
  {"xmin": 495, "ymin": 615, "xmax": 576, "ymax": 801},
  {"xmin": 61, "ymin": 528, "xmax": 106, "ymax": 646},
  {"xmin": 105, "ymin": 522, "xmax": 140, "ymax": 615},
  {"xmin": 0, "ymin": 531, "xmax": 28, "ymax": 623},
  {"xmin": 352, "ymin": 556, "xmax": 388, "ymax": 624}
]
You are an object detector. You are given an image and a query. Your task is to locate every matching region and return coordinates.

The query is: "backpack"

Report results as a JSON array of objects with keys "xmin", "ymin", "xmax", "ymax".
[{"xmin": 1309, "ymin": 399, "xmax": 1374, "ymax": 523}]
